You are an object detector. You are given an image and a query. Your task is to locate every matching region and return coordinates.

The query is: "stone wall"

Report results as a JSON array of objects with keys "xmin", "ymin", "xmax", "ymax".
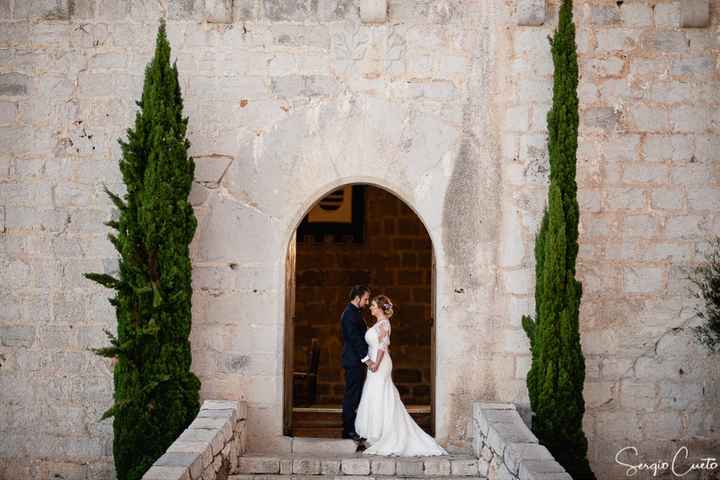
[
  {"xmin": 495, "ymin": 0, "xmax": 720, "ymax": 478},
  {"xmin": 143, "ymin": 400, "xmax": 248, "ymax": 480},
  {"xmin": 294, "ymin": 186, "xmax": 433, "ymax": 406},
  {"xmin": 0, "ymin": 1, "xmax": 718, "ymax": 479},
  {"xmin": 472, "ymin": 402, "xmax": 570, "ymax": 480}
]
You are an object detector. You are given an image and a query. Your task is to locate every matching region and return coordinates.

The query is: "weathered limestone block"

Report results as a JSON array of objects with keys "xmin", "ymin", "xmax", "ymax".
[
  {"xmin": 654, "ymin": 3, "xmax": 680, "ymax": 27},
  {"xmin": 292, "ymin": 458, "xmax": 321, "ymax": 475},
  {"xmin": 504, "ymin": 443, "xmax": 554, "ymax": 475},
  {"xmin": 198, "ymin": 408, "xmax": 237, "ymax": 420},
  {"xmin": 671, "ymin": 57, "xmax": 715, "ymax": 77},
  {"xmin": 96, "ymin": 0, "xmax": 130, "ymax": 20},
  {"xmin": 623, "ymin": 266, "xmax": 665, "ymax": 294},
  {"xmin": 167, "ymin": 442, "xmax": 213, "ymax": 470},
  {"xmin": 583, "ymin": 107, "xmax": 619, "ymax": 131},
  {"xmin": 0, "ymin": 325, "xmax": 35, "ymax": 347},
  {"xmin": 341, "ymin": 458, "xmax": 370, "ymax": 475},
  {"xmin": 517, "ymin": 0, "xmax": 546, "ymax": 26},
  {"xmin": 142, "ymin": 465, "xmax": 191, "ymax": 480},
  {"xmin": 371, "ymin": 458, "xmax": 396, "ymax": 475},
  {"xmin": 659, "ymin": 382, "xmax": 704, "ymax": 410},
  {"xmin": 263, "ymin": 0, "xmax": 318, "ymax": 21},
  {"xmin": 232, "ymin": 0, "xmax": 257, "ymax": 21},
  {"xmin": 423, "ymin": 458, "xmax": 450, "ymax": 476},
  {"xmin": 681, "ymin": 0, "xmax": 710, "ymax": 28},
  {"xmin": 396, "ymin": 459, "xmax": 423, "ymax": 476},
  {"xmin": 155, "ymin": 452, "xmax": 204, "ymax": 480},
  {"xmin": 620, "ymin": 3, "xmax": 653, "ymax": 27},
  {"xmin": 237, "ymin": 457, "xmax": 279, "ymax": 474},
  {"xmin": 650, "ymin": 189, "xmax": 683, "ymax": 211},
  {"xmin": 360, "ymin": 0, "xmax": 386, "ymax": 23},
  {"xmin": 450, "ymin": 458, "xmax": 479, "ymax": 476},
  {"xmin": 0, "ymin": 73, "xmax": 29, "ymax": 96},
  {"xmin": 321, "ymin": 459, "xmax": 341, "ymax": 475},
  {"xmin": 590, "ymin": 5, "xmax": 620, "ymax": 25},
  {"xmin": 270, "ymin": 75, "xmax": 339, "ymax": 99},
  {"xmin": 13, "ymin": 0, "xmax": 71, "ymax": 20},
  {"xmin": 205, "ymin": 0, "xmax": 232, "ymax": 23},
  {"xmin": 168, "ymin": 0, "xmax": 200, "ymax": 20},
  {"xmin": 177, "ymin": 428, "xmax": 220, "ymax": 445},
  {"xmin": 653, "ymin": 31, "xmax": 689, "ymax": 53}
]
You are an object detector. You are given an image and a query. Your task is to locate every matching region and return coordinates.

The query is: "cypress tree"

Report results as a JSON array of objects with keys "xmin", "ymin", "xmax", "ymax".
[
  {"xmin": 521, "ymin": 1, "xmax": 595, "ymax": 478},
  {"xmin": 85, "ymin": 19, "xmax": 201, "ymax": 480}
]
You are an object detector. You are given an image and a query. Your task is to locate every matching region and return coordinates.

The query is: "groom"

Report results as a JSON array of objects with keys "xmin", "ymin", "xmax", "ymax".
[{"xmin": 340, "ymin": 285, "xmax": 375, "ymax": 443}]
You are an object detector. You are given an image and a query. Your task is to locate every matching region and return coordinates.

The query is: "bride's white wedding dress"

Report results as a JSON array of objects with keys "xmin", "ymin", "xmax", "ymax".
[{"xmin": 354, "ymin": 318, "xmax": 447, "ymax": 456}]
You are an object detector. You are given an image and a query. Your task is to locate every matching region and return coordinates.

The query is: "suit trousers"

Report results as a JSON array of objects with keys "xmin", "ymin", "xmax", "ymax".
[{"xmin": 342, "ymin": 366, "xmax": 367, "ymax": 436}]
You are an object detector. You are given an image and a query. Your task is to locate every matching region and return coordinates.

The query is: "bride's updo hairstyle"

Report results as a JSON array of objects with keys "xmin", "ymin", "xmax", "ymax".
[{"xmin": 373, "ymin": 294, "xmax": 394, "ymax": 319}]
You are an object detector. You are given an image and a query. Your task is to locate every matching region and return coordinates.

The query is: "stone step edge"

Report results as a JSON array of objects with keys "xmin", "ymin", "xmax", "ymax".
[
  {"xmin": 237, "ymin": 457, "xmax": 484, "ymax": 477},
  {"xmin": 238, "ymin": 454, "xmax": 479, "ymax": 460},
  {"xmin": 229, "ymin": 477, "xmax": 487, "ymax": 480}
]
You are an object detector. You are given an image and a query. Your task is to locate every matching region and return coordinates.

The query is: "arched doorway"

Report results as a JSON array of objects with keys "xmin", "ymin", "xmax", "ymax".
[{"xmin": 283, "ymin": 184, "xmax": 437, "ymax": 437}]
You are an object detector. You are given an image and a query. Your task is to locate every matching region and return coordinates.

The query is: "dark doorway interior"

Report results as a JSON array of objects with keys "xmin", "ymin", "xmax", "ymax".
[{"xmin": 286, "ymin": 185, "xmax": 435, "ymax": 437}]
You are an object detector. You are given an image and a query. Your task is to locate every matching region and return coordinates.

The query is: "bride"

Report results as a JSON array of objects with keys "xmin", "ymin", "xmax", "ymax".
[{"xmin": 354, "ymin": 295, "xmax": 447, "ymax": 456}]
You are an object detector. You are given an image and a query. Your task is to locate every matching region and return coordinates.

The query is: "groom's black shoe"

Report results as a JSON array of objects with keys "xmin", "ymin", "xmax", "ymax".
[{"xmin": 343, "ymin": 432, "xmax": 366, "ymax": 443}]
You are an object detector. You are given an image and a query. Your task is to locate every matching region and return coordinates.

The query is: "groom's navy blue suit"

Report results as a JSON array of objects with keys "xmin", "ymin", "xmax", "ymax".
[{"xmin": 340, "ymin": 302, "xmax": 369, "ymax": 438}]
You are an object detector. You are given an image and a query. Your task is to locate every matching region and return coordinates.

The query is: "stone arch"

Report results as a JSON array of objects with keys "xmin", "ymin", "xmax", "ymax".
[
  {"xmin": 198, "ymin": 96, "xmax": 497, "ymax": 448},
  {"xmin": 284, "ymin": 178, "xmax": 441, "ymax": 260}
]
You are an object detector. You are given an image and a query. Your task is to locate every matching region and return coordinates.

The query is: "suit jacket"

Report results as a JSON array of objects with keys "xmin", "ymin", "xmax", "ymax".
[{"xmin": 340, "ymin": 303, "xmax": 369, "ymax": 368}]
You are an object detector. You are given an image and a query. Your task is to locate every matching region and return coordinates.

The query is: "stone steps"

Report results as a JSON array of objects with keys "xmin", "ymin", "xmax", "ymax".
[
  {"xmin": 231, "ymin": 476, "xmax": 486, "ymax": 480},
  {"xmin": 230, "ymin": 454, "xmax": 488, "ymax": 480}
]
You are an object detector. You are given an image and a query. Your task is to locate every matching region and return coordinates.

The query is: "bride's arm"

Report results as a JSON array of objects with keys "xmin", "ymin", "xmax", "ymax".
[
  {"xmin": 372, "ymin": 349, "xmax": 385, "ymax": 371},
  {"xmin": 371, "ymin": 322, "xmax": 390, "ymax": 371}
]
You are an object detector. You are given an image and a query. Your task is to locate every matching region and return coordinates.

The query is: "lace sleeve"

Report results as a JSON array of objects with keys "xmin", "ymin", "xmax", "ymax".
[{"xmin": 377, "ymin": 320, "xmax": 391, "ymax": 351}]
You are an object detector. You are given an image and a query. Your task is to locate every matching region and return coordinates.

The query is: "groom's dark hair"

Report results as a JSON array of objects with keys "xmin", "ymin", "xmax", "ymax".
[{"xmin": 349, "ymin": 285, "xmax": 370, "ymax": 301}]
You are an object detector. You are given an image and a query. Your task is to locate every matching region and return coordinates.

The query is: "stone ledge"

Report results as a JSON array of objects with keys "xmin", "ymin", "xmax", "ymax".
[
  {"xmin": 142, "ymin": 399, "xmax": 248, "ymax": 480},
  {"xmin": 472, "ymin": 402, "xmax": 572, "ymax": 480}
]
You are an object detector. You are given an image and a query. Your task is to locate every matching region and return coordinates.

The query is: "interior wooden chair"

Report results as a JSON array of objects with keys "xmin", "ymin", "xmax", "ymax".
[{"xmin": 293, "ymin": 338, "xmax": 320, "ymax": 406}]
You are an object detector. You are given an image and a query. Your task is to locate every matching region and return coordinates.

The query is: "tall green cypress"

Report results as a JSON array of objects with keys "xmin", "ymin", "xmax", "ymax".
[
  {"xmin": 521, "ymin": 1, "xmax": 595, "ymax": 478},
  {"xmin": 85, "ymin": 19, "xmax": 201, "ymax": 480}
]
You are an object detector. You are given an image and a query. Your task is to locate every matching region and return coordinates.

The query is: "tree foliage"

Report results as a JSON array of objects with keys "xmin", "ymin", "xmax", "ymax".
[
  {"xmin": 521, "ymin": 1, "xmax": 596, "ymax": 478},
  {"xmin": 690, "ymin": 236, "xmax": 720, "ymax": 352},
  {"xmin": 85, "ymin": 19, "xmax": 201, "ymax": 480}
]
